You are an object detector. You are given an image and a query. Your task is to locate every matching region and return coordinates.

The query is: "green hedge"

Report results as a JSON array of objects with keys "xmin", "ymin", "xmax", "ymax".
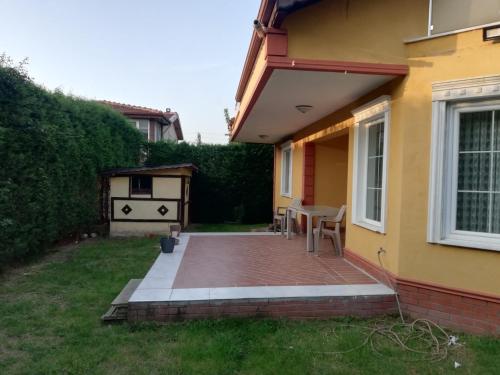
[
  {"xmin": 146, "ymin": 141, "xmax": 273, "ymax": 224},
  {"xmin": 0, "ymin": 64, "xmax": 143, "ymax": 265}
]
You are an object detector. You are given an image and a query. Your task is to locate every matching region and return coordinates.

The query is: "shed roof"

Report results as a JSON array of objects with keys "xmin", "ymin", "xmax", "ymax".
[{"xmin": 102, "ymin": 163, "xmax": 198, "ymax": 176}]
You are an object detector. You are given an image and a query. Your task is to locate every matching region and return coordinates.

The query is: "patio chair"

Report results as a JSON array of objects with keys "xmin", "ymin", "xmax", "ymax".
[
  {"xmin": 273, "ymin": 206, "xmax": 299, "ymax": 235},
  {"xmin": 313, "ymin": 205, "xmax": 347, "ymax": 256},
  {"xmin": 273, "ymin": 206, "xmax": 287, "ymax": 235}
]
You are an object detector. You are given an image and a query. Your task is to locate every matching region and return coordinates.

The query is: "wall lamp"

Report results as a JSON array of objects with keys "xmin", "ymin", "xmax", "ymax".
[
  {"xmin": 253, "ymin": 19, "xmax": 268, "ymax": 38},
  {"xmin": 483, "ymin": 25, "xmax": 500, "ymax": 41}
]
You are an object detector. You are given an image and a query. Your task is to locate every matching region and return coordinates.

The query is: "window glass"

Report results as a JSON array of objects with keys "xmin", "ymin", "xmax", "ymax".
[
  {"xmin": 134, "ymin": 119, "xmax": 149, "ymax": 140},
  {"xmin": 281, "ymin": 147, "xmax": 292, "ymax": 196},
  {"xmin": 456, "ymin": 110, "xmax": 500, "ymax": 234},
  {"xmin": 366, "ymin": 122, "xmax": 384, "ymax": 222},
  {"xmin": 431, "ymin": 0, "xmax": 500, "ymax": 35},
  {"xmin": 131, "ymin": 176, "xmax": 152, "ymax": 195}
]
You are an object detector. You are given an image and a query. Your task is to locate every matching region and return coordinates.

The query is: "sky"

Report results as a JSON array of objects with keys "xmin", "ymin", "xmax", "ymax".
[{"xmin": 0, "ymin": 0, "xmax": 261, "ymax": 144}]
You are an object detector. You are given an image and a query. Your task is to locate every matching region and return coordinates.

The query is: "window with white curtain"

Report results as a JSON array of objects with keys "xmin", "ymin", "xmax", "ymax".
[
  {"xmin": 455, "ymin": 109, "xmax": 499, "ymax": 234},
  {"xmin": 352, "ymin": 96, "xmax": 391, "ymax": 233},
  {"xmin": 428, "ymin": 75, "xmax": 500, "ymax": 251},
  {"xmin": 280, "ymin": 142, "xmax": 292, "ymax": 197}
]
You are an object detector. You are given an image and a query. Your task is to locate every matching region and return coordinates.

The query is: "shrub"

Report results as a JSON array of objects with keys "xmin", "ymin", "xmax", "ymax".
[
  {"xmin": 0, "ymin": 60, "xmax": 143, "ymax": 265},
  {"xmin": 146, "ymin": 141, "xmax": 273, "ymax": 224}
]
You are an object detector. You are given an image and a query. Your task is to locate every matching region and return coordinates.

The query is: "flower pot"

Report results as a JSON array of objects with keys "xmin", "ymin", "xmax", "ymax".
[{"xmin": 160, "ymin": 237, "xmax": 176, "ymax": 253}]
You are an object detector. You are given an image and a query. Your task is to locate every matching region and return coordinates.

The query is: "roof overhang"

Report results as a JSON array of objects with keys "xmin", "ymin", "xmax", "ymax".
[
  {"xmin": 102, "ymin": 163, "xmax": 198, "ymax": 176},
  {"xmin": 231, "ymin": 55, "xmax": 408, "ymax": 144},
  {"xmin": 235, "ymin": 0, "xmax": 320, "ymax": 102}
]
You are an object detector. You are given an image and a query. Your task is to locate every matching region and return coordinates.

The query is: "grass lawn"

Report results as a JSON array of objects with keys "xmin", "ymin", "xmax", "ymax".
[
  {"xmin": 186, "ymin": 223, "xmax": 269, "ymax": 232},
  {"xmin": 1, "ymin": 238, "xmax": 499, "ymax": 374}
]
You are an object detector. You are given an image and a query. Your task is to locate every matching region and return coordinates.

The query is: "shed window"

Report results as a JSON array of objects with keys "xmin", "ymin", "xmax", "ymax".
[{"xmin": 131, "ymin": 176, "xmax": 152, "ymax": 195}]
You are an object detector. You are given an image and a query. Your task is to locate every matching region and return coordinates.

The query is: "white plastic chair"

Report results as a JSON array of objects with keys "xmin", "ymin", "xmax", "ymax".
[
  {"xmin": 273, "ymin": 206, "xmax": 287, "ymax": 236},
  {"xmin": 313, "ymin": 205, "xmax": 347, "ymax": 256}
]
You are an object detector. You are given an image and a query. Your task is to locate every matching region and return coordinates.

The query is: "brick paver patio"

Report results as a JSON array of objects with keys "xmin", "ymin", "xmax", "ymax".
[{"xmin": 172, "ymin": 235, "xmax": 376, "ymax": 288}]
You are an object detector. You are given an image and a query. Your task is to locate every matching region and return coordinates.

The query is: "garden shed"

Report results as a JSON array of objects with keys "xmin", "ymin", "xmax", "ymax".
[{"xmin": 102, "ymin": 164, "xmax": 196, "ymax": 237}]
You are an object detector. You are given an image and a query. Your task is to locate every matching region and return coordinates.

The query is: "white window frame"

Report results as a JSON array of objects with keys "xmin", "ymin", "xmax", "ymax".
[
  {"xmin": 351, "ymin": 96, "xmax": 391, "ymax": 233},
  {"xmin": 428, "ymin": 75, "xmax": 500, "ymax": 252},
  {"xmin": 280, "ymin": 141, "xmax": 293, "ymax": 198}
]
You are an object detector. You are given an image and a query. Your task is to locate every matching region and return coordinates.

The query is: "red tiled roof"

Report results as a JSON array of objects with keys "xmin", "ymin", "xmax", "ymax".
[
  {"xmin": 98, "ymin": 100, "xmax": 184, "ymax": 140},
  {"xmin": 97, "ymin": 100, "xmax": 174, "ymax": 118}
]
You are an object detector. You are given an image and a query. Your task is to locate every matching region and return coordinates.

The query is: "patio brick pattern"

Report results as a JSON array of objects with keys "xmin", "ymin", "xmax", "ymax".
[{"xmin": 172, "ymin": 235, "xmax": 376, "ymax": 288}]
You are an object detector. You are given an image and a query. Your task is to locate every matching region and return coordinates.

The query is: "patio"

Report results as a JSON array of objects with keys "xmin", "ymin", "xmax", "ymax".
[{"xmin": 128, "ymin": 233, "xmax": 396, "ymax": 321}]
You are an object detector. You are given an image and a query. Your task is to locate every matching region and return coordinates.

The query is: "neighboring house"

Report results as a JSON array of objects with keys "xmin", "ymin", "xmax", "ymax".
[
  {"xmin": 99, "ymin": 100, "xmax": 183, "ymax": 142},
  {"xmin": 230, "ymin": 0, "xmax": 500, "ymax": 333},
  {"xmin": 101, "ymin": 164, "xmax": 196, "ymax": 236}
]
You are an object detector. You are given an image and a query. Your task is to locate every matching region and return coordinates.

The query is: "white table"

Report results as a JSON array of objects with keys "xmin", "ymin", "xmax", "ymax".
[{"xmin": 287, "ymin": 205, "xmax": 339, "ymax": 252}]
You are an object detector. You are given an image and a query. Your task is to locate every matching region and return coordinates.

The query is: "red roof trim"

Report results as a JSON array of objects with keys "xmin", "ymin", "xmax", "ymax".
[{"xmin": 235, "ymin": 0, "xmax": 320, "ymax": 102}]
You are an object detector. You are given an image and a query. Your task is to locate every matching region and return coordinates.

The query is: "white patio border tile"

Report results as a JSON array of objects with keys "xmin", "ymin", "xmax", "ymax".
[
  {"xmin": 129, "ymin": 234, "xmax": 190, "ymax": 302},
  {"xmin": 170, "ymin": 288, "xmax": 211, "ymax": 302},
  {"xmin": 129, "ymin": 288, "xmax": 173, "ymax": 302},
  {"xmin": 128, "ymin": 233, "xmax": 395, "ymax": 304},
  {"xmin": 186, "ymin": 232, "xmax": 279, "ymax": 236},
  {"xmin": 208, "ymin": 284, "xmax": 394, "ymax": 302}
]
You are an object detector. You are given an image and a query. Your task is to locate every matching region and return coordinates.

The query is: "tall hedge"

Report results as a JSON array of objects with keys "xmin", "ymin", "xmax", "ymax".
[
  {"xmin": 0, "ymin": 63, "xmax": 143, "ymax": 265},
  {"xmin": 146, "ymin": 141, "xmax": 273, "ymax": 224}
]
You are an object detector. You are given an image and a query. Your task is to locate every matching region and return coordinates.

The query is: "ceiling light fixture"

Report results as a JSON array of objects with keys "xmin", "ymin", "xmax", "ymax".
[
  {"xmin": 258, "ymin": 134, "xmax": 269, "ymax": 140},
  {"xmin": 295, "ymin": 105, "xmax": 313, "ymax": 114}
]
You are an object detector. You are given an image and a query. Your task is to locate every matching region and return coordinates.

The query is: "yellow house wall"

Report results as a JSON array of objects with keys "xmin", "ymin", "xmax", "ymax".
[
  {"xmin": 274, "ymin": 79, "xmax": 404, "ymax": 275},
  {"xmin": 273, "ymin": 27, "xmax": 500, "ymax": 294},
  {"xmin": 314, "ymin": 136, "xmax": 349, "ymax": 209},
  {"xmin": 274, "ymin": 140, "xmax": 304, "ymax": 210},
  {"xmin": 282, "ymin": 0, "xmax": 428, "ymax": 65},
  {"xmin": 234, "ymin": 44, "xmax": 268, "ymax": 132},
  {"xmin": 395, "ymin": 29, "xmax": 500, "ymax": 295}
]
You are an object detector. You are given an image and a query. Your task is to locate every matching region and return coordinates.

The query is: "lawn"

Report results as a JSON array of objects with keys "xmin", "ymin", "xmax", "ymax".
[{"xmin": 0, "ymin": 238, "xmax": 499, "ymax": 374}]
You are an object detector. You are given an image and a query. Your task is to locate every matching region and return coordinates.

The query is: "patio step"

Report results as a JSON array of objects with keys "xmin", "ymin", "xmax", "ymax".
[
  {"xmin": 128, "ymin": 293, "xmax": 397, "ymax": 322},
  {"xmin": 101, "ymin": 279, "xmax": 142, "ymax": 322}
]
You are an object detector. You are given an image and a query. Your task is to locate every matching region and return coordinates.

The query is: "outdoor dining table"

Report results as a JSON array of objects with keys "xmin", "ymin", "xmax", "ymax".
[{"xmin": 286, "ymin": 205, "xmax": 339, "ymax": 252}]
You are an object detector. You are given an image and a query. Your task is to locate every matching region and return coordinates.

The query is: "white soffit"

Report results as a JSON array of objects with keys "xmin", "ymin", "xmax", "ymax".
[{"xmin": 236, "ymin": 69, "xmax": 394, "ymax": 143}]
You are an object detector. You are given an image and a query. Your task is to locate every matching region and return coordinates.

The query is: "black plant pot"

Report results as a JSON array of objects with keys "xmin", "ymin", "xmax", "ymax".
[{"xmin": 160, "ymin": 237, "xmax": 176, "ymax": 253}]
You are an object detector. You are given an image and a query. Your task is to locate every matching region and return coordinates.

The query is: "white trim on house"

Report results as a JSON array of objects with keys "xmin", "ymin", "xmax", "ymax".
[
  {"xmin": 428, "ymin": 75, "xmax": 500, "ymax": 252},
  {"xmin": 280, "ymin": 141, "xmax": 293, "ymax": 198},
  {"xmin": 351, "ymin": 96, "xmax": 391, "ymax": 233}
]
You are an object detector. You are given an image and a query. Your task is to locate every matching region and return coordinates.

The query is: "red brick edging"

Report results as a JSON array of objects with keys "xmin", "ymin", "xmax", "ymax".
[
  {"xmin": 344, "ymin": 248, "xmax": 500, "ymax": 335},
  {"xmin": 128, "ymin": 295, "xmax": 396, "ymax": 322}
]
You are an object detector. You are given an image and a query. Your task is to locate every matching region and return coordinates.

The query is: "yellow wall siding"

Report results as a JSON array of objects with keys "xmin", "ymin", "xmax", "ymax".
[
  {"xmin": 274, "ymin": 141, "xmax": 304, "ymax": 210},
  {"xmin": 110, "ymin": 222, "xmax": 173, "ymax": 237},
  {"xmin": 153, "ymin": 177, "xmax": 181, "ymax": 199},
  {"xmin": 272, "ymin": 27, "xmax": 500, "ymax": 294},
  {"xmin": 234, "ymin": 44, "xmax": 268, "ymax": 131},
  {"xmin": 396, "ymin": 29, "xmax": 500, "ymax": 295},
  {"xmin": 283, "ymin": 0, "xmax": 428, "ymax": 65},
  {"xmin": 314, "ymin": 136, "xmax": 348, "ymax": 208},
  {"xmin": 110, "ymin": 177, "xmax": 129, "ymax": 197}
]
